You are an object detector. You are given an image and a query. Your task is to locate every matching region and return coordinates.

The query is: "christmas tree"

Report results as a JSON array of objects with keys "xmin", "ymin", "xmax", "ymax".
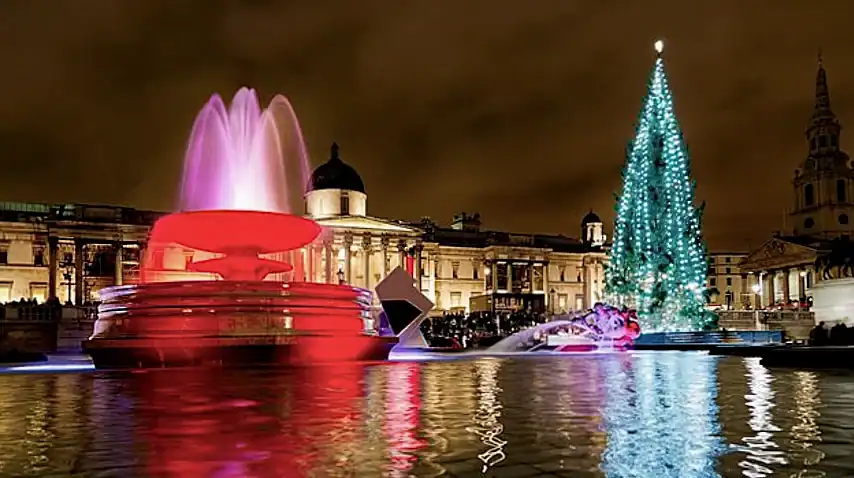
[{"xmin": 605, "ymin": 41, "xmax": 710, "ymax": 332}]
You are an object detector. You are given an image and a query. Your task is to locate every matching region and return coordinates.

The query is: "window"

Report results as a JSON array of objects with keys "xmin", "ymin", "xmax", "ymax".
[
  {"xmin": 450, "ymin": 292, "xmax": 462, "ymax": 308},
  {"xmin": 559, "ymin": 266, "xmax": 565, "ymax": 282},
  {"xmin": 29, "ymin": 283, "xmax": 47, "ymax": 302},
  {"xmin": 725, "ymin": 257, "xmax": 731, "ymax": 263},
  {"xmin": 838, "ymin": 179, "xmax": 847, "ymax": 202},
  {"xmin": 451, "ymin": 261, "xmax": 459, "ymax": 279},
  {"xmin": 33, "ymin": 247, "xmax": 45, "ymax": 266},
  {"xmin": 473, "ymin": 262, "xmax": 479, "ymax": 280},
  {"xmin": 811, "ymin": 137, "xmax": 818, "ymax": 150},
  {"xmin": 832, "ymin": 136, "xmax": 838, "ymax": 147},
  {"xmin": 819, "ymin": 136, "xmax": 828, "ymax": 147},
  {"xmin": 0, "ymin": 248, "xmax": 8, "ymax": 265},
  {"xmin": 725, "ymin": 267, "xmax": 731, "ymax": 274},
  {"xmin": 726, "ymin": 277, "xmax": 732, "ymax": 287},
  {"xmin": 804, "ymin": 217, "xmax": 815, "ymax": 229},
  {"xmin": 840, "ymin": 213, "xmax": 849, "ymax": 225},
  {"xmin": 339, "ymin": 194, "xmax": 349, "ymax": 215},
  {"xmin": 710, "ymin": 278, "xmax": 717, "ymax": 287},
  {"xmin": 804, "ymin": 184, "xmax": 814, "ymax": 206}
]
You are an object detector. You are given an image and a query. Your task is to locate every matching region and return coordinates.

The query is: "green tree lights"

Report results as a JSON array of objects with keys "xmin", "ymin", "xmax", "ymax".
[{"xmin": 605, "ymin": 41, "xmax": 711, "ymax": 332}]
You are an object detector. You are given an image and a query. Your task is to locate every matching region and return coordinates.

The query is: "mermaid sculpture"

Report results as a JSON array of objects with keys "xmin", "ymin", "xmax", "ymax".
[{"xmin": 566, "ymin": 303, "xmax": 641, "ymax": 348}]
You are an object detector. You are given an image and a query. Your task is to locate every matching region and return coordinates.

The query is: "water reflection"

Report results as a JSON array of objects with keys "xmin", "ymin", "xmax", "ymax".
[
  {"xmin": 466, "ymin": 358, "xmax": 507, "ymax": 472},
  {"xmin": 0, "ymin": 355, "xmax": 849, "ymax": 477},
  {"xmin": 600, "ymin": 352, "xmax": 725, "ymax": 477},
  {"xmin": 736, "ymin": 358, "xmax": 787, "ymax": 477},
  {"xmin": 789, "ymin": 371, "xmax": 825, "ymax": 476},
  {"xmin": 383, "ymin": 362, "xmax": 425, "ymax": 476}
]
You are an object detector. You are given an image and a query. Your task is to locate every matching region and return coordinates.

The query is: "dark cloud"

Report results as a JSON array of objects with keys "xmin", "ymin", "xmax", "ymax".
[{"xmin": 1, "ymin": 0, "xmax": 854, "ymax": 251}]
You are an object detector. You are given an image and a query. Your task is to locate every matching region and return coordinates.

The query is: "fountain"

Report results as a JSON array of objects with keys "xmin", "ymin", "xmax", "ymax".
[
  {"xmin": 82, "ymin": 89, "xmax": 399, "ymax": 369},
  {"xmin": 488, "ymin": 304, "xmax": 641, "ymax": 354}
]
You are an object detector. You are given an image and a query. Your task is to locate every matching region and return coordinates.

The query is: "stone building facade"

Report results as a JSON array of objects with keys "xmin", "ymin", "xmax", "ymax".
[{"xmin": 0, "ymin": 143, "xmax": 608, "ymax": 315}]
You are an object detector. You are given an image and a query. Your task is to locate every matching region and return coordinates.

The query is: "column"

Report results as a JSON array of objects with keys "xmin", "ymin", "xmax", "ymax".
[
  {"xmin": 763, "ymin": 271, "xmax": 774, "ymax": 308},
  {"xmin": 48, "ymin": 237, "xmax": 58, "ymax": 300},
  {"xmin": 797, "ymin": 268, "xmax": 806, "ymax": 302},
  {"xmin": 380, "ymin": 236, "xmax": 390, "ymax": 277},
  {"xmin": 582, "ymin": 260, "xmax": 591, "ymax": 310},
  {"xmin": 506, "ymin": 262, "xmax": 512, "ymax": 291},
  {"xmin": 781, "ymin": 269, "xmax": 791, "ymax": 304},
  {"xmin": 343, "ymin": 233, "xmax": 353, "ymax": 284},
  {"xmin": 323, "ymin": 240, "xmax": 333, "ymax": 283},
  {"xmin": 414, "ymin": 242, "xmax": 423, "ymax": 291},
  {"xmin": 543, "ymin": 261, "xmax": 550, "ymax": 307},
  {"xmin": 361, "ymin": 233, "xmax": 372, "ymax": 289},
  {"xmin": 114, "ymin": 242, "xmax": 124, "ymax": 286},
  {"xmin": 306, "ymin": 244, "xmax": 315, "ymax": 282},
  {"xmin": 739, "ymin": 273, "xmax": 748, "ymax": 309},
  {"xmin": 397, "ymin": 240, "xmax": 407, "ymax": 271},
  {"xmin": 74, "ymin": 239, "xmax": 84, "ymax": 305}
]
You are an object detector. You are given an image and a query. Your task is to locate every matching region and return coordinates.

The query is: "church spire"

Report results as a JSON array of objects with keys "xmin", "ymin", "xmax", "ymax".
[{"xmin": 811, "ymin": 50, "xmax": 837, "ymax": 128}]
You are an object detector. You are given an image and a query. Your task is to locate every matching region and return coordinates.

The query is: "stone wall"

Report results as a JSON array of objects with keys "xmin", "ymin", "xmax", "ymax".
[
  {"xmin": 0, "ymin": 321, "xmax": 57, "ymax": 354},
  {"xmin": 717, "ymin": 310, "xmax": 815, "ymax": 340}
]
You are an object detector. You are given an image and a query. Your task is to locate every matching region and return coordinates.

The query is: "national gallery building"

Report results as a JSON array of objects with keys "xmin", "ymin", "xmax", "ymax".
[{"xmin": 0, "ymin": 143, "xmax": 607, "ymax": 315}]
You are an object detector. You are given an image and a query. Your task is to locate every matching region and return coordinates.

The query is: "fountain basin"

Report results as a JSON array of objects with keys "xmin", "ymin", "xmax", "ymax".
[{"xmin": 82, "ymin": 281, "xmax": 398, "ymax": 369}]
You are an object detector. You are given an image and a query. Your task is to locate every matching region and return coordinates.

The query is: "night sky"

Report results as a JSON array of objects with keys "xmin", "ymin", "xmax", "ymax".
[{"xmin": 2, "ymin": 1, "xmax": 854, "ymax": 251}]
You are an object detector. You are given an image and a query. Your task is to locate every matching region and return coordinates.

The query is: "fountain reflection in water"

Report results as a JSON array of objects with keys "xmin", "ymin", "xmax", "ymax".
[{"xmin": 383, "ymin": 363, "xmax": 425, "ymax": 477}]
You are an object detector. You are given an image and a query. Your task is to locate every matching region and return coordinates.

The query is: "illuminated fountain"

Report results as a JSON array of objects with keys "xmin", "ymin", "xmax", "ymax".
[{"xmin": 82, "ymin": 89, "xmax": 398, "ymax": 369}]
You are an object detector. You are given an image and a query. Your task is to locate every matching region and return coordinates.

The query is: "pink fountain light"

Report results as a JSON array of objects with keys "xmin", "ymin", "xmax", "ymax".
[{"xmin": 179, "ymin": 87, "xmax": 313, "ymax": 213}]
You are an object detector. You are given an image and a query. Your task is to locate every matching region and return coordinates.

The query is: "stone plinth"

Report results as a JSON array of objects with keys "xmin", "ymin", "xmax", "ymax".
[{"xmin": 811, "ymin": 277, "xmax": 854, "ymax": 325}]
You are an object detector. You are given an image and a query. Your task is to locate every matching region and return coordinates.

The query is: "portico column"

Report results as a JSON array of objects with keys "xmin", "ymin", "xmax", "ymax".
[
  {"xmin": 397, "ymin": 240, "xmax": 407, "ymax": 271},
  {"xmin": 114, "ymin": 242, "xmax": 124, "ymax": 286},
  {"xmin": 48, "ymin": 237, "xmax": 58, "ymax": 300},
  {"xmin": 361, "ymin": 233, "xmax": 372, "ymax": 289},
  {"xmin": 74, "ymin": 239, "xmax": 84, "ymax": 305},
  {"xmin": 344, "ymin": 233, "xmax": 353, "ymax": 284},
  {"xmin": 739, "ymin": 273, "xmax": 748, "ymax": 309},
  {"xmin": 380, "ymin": 236, "xmax": 390, "ymax": 277},
  {"xmin": 763, "ymin": 272, "xmax": 774, "ymax": 308},
  {"xmin": 414, "ymin": 242, "xmax": 423, "ymax": 291},
  {"xmin": 323, "ymin": 240, "xmax": 333, "ymax": 283},
  {"xmin": 305, "ymin": 243, "xmax": 316, "ymax": 282},
  {"xmin": 542, "ymin": 261, "xmax": 550, "ymax": 303},
  {"xmin": 797, "ymin": 268, "xmax": 806, "ymax": 302},
  {"xmin": 781, "ymin": 269, "xmax": 791, "ymax": 304}
]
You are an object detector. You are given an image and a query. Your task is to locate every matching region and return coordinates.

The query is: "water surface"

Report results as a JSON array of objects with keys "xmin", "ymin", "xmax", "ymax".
[{"xmin": 0, "ymin": 353, "xmax": 852, "ymax": 477}]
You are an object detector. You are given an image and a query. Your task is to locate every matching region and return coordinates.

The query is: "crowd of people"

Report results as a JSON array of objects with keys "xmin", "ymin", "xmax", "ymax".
[
  {"xmin": 419, "ymin": 310, "xmax": 549, "ymax": 349},
  {"xmin": 808, "ymin": 321, "xmax": 854, "ymax": 346}
]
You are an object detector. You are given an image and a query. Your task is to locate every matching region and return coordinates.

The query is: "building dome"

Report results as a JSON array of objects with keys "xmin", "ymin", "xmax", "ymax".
[
  {"xmin": 582, "ymin": 210, "xmax": 601, "ymax": 225},
  {"xmin": 306, "ymin": 142, "xmax": 366, "ymax": 194}
]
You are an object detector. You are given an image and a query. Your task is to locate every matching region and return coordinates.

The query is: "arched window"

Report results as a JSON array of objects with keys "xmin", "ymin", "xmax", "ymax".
[
  {"xmin": 838, "ymin": 179, "xmax": 847, "ymax": 202},
  {"xmin": 804, "ymin": 184, "xmax": 815, "ymax": 206},
  {"xmin": 840, "ymin": 213, "xmax": 849, "ymax": 225}
]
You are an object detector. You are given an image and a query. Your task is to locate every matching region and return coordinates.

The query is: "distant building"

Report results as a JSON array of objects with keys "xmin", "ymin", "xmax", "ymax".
[
  {"xmin": 739, "ymin": 57, "xmax": 854, "ymax": 307},
  {"xmin": 706, "ymin": 252, "xmax": 748, "ymax": 309},
  {"xmin": 0, "ymin": 142, "xmax": 608, "ymax": 314}
]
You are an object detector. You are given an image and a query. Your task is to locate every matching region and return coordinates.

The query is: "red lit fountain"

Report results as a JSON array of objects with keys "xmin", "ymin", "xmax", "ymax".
[{"xmin": 82, "ymin": 89, "xmax": 398, "ymax": 369}]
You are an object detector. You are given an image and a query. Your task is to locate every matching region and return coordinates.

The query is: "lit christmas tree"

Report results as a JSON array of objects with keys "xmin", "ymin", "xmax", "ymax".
[{"xmin": 605, "ymin": 40, "xmax": 711, "ymax": 331}]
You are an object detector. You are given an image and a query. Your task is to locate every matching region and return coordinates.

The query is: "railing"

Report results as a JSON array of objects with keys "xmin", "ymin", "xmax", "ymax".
[
  {"xmin": 0, "ymin": 304, "xmax": 98, "ymax": 322},
  {"xmin": 717, "ymin": 309, "xmax": 815, "ymax": 340},
  {"xmin": 635, "ymin": 330, "xmax": 784, "ymax": 345}
]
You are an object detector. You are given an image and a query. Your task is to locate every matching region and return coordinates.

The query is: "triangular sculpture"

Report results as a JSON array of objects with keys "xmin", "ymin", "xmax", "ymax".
[{"xmin": 374, "ymin": 267, "xmax": 433, "ymax": 348}]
